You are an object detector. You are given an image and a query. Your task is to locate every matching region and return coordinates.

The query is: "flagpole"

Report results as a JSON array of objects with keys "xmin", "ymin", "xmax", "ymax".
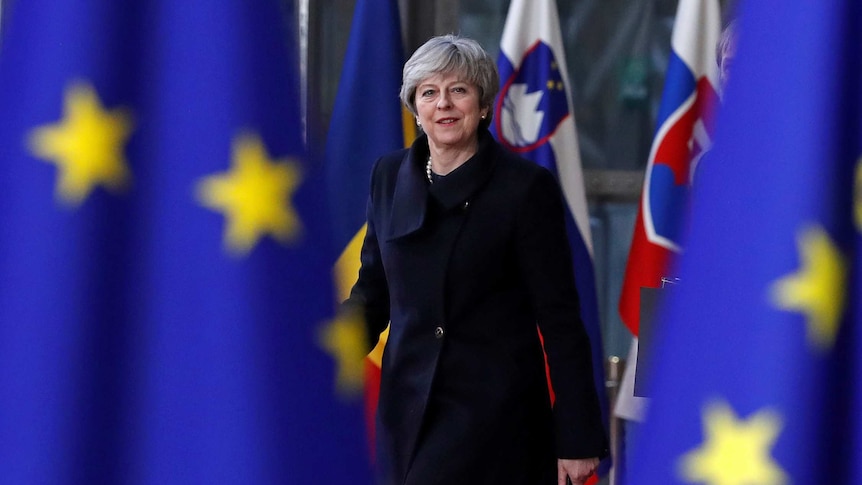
[
  {"xmin": 297, "ymin": 0, "xmax": 309, "ymax": 144},
  {"xmin": 606, "ymin": 356, "xmax": 624, "ymax": 485}
]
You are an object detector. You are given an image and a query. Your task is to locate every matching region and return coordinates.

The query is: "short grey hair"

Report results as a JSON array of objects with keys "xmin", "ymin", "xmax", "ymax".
[{"xmin": 400, "ymin": 35, "xmax": 500, "ymax": 129}]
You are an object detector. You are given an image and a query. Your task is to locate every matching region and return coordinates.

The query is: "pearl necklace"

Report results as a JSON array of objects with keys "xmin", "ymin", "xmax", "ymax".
[{"xmin": 426, "ymin": 156, "xmax": 434, "ymax": 184}]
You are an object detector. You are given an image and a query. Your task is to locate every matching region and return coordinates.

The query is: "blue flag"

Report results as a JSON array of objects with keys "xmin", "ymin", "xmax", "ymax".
[
  {"xmin": 629, "ymin": 0, "xmax": 862, "ymax": 483},
  {"xmin": 493, "ymin": 1, "xmax": 610, "ymax": 478},
  {"xmin": 324, "ymin": 0, "xmax": 408, "ymax": 250},
  {"xmin": 0, "ymin": 1, "xmax": 372, "ymax": 483}
]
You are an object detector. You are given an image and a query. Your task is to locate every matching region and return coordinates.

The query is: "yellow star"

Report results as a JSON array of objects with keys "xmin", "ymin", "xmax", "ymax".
[
  {"xmin": 28, "ymin": 83, "xmax": 134, "ymax": 205},
  {"xmin": 678, "ymin": 401, "xmax": 787, "ymax": 485},
  {"xmin": 196, "ymin": 133, "xmax": 303, "ymax": 254},
  {"xmin": 318, "ymin": 311, "xmax": 367, "ymax": 397},
  {"xmin": 770, "ymin": 226, "xmax": 846, "ymax": 351}
]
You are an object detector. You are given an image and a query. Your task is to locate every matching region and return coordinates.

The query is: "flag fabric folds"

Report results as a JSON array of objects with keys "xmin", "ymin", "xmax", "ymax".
[
  {"xmin": 0, "ymin": 1, "xmax": 372, "ymax": 483},
  {"xmin": 618, "ymin": 0, "xmax": 721, "ymax": 335},
  {"xmin": 325, "ymin": 0, "xmax": 408, "ymax": 249},
  {"xmin": 492, "ymin": 0, "xmax": 610, "ymax": 478},
  {"xmin": 629, "ymin": 0, "xmax": 862, "ymax": 483},
  {"xmin": 323, "ymin": 0, "xmax": 410, "ymax": 454}
]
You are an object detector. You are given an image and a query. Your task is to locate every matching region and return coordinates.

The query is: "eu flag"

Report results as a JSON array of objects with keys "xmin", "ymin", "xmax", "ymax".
[
  {"xmin": 629, "ymin": 0, "xmax": 862, "ymax": 483},
  {"xmin": 0, "ymin": 1, "xmax": 372, "ymax": 483}
]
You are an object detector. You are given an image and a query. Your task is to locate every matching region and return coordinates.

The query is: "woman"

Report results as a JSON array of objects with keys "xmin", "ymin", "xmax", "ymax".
[{"xmin": 345, "ymin": 35, "xmax": 608, "ymax": 485}]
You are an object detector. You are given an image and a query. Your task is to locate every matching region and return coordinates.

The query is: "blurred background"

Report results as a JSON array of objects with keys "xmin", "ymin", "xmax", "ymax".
[
  {"xmin": 0, "ymin": 0, "xmax": 744, "ymax": 483},
  {"xmin": 0, "ymin": 0, "xmax": 736, "ymax": 369}
]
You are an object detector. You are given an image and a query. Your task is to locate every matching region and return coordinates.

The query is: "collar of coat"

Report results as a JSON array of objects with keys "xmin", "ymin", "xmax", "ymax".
[{"xmin": 387, "ymin": 129, "xmax": 497, "ymax": 241}]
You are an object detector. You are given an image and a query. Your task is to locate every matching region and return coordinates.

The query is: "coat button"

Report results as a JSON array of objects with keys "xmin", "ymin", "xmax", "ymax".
[{"xmin": 434, "ymin": 326, "xmax": 445, "ymax": 339}]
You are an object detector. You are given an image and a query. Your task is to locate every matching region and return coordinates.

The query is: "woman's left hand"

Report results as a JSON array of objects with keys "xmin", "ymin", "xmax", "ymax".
[{"xmin": 557, "ymin": 457, "xmax": 599, "ymax": 485}]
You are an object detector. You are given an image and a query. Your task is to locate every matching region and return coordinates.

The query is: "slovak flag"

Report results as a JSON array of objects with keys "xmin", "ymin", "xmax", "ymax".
[
  {"xmin": 619, "ymin": 0, "xmax": 721, "ymax": 336},
  {"xmin": 493, "ymin": 0, "xmax": 609, "ymax": 479}
]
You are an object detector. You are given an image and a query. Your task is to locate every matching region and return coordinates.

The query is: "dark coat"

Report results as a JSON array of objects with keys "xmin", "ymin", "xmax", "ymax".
[{"xmin": 346, "ymin": 131, "xmax": 608, "ymax": 485}]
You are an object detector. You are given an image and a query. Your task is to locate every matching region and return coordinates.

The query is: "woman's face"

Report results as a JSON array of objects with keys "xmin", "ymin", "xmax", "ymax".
[{"xmin": 415, "ymin": 72, "xmax": 487, "ymax": 153}]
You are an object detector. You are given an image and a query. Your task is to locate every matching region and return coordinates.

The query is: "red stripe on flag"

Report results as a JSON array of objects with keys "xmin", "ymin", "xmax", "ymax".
[
  {"xmin": 618, "ymin": 214, "xmax": 672, "ymax": 335},
  {"xmin": 364, "ymin": 358, "xmax": 381, "ymax": 461}
]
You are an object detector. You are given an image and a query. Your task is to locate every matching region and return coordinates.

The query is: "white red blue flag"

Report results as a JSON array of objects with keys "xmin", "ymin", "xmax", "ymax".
[
  {"xmin": 0, "ymin": 0, "xmax": 374, "ymax": 482},
  {"xmin": 493, "ymin": 0, "xmax": 609, "ymax": 479},
  {"xmin": 630, "ymin": 0, "xmax": 862, "ymax": 482},
  {"xmin": 619, "ymin": 0, "xmax": 721, "ymax": 336}
]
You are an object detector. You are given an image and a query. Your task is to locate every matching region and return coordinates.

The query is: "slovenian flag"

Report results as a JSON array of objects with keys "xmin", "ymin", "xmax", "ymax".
[{"xmin": 492, "ymin": 0, "xmax": 610, "ymax": 480}]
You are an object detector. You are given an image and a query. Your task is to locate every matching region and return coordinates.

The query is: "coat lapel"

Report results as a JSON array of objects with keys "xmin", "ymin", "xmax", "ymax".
[
  {"xmin": 428, "ymin": 131, "xmax": 497, "ymax": 211},
  {"xmin": 388, "ymin": 131, "xmax": 498, "ymax": 241},
  {"xmin": 387, "ymin": 137, "xmax": 430, "ymax": 241}
]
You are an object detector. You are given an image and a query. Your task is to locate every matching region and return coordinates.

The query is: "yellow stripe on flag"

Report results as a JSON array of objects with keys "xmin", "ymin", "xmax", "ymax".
[
  {"xmin": 335, "ymin": 224, "xmax": 388, "ymax": 368},
  {"xmin": 402, "ymin": 107, "xmax": 416, "ymax": 146}
]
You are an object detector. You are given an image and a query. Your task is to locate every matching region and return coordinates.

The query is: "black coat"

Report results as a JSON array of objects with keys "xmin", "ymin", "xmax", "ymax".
[{"xmin": 346, "ymin": 131, "xmax": 608, "ymax": 485}]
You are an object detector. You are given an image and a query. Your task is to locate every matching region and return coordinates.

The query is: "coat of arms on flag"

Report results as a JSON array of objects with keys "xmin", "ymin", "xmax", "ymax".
[{"xmin": 496, "ymin": 42, "xmax": 571, "ymax": 154}]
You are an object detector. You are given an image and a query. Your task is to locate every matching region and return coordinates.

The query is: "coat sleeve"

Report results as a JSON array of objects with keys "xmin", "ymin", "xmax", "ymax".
[
  {"xmin": 514, "ymin": 167, "xmax": 609, "ymax": 459},
  {"xmin": 342, "ymin": 157, "xmax": 391, "ymax": 352}
]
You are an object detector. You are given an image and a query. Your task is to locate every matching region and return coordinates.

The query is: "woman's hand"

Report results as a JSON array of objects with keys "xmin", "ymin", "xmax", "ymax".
[{"xmin": 558, "ymin": 457, "xmax": 599, "ymax": 485}]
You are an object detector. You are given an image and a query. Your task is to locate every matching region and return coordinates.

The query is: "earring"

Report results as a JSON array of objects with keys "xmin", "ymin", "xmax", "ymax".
[
  {"xmin": 416, "ymin": 117, "xmax": 421, "ymax": 127},
  {"xmin": 481, "ymin": 114, "xmax": 487, "ymax": 120}
]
